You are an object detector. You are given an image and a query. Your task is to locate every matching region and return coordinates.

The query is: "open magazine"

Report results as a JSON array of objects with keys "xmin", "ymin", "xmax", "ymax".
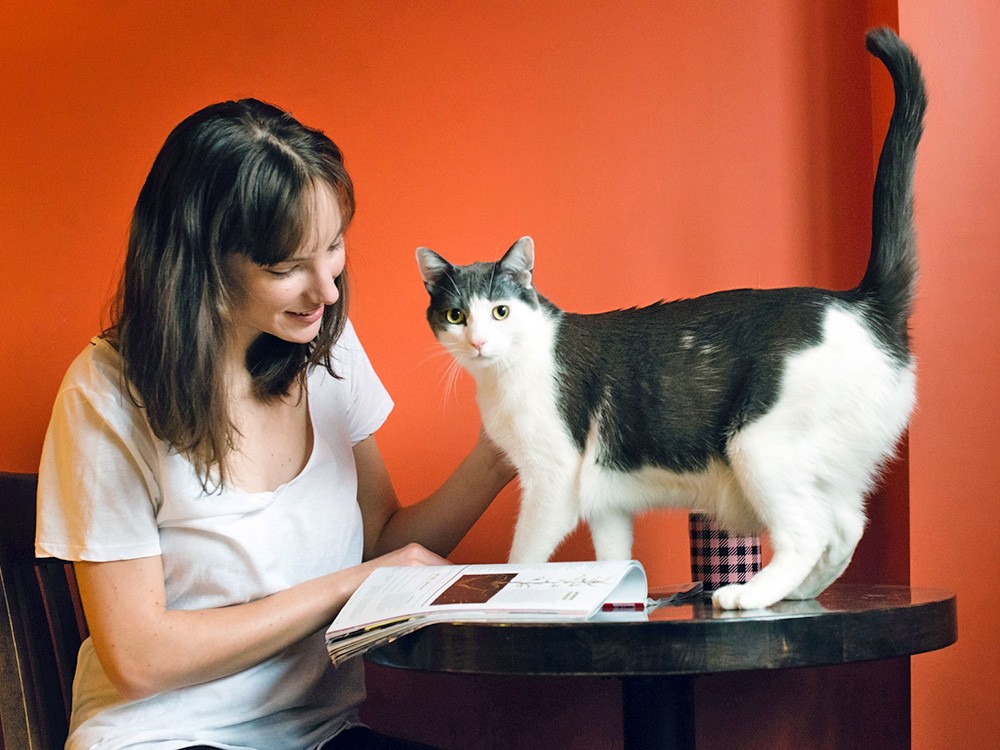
[{"xmin": 326, "ymin": 560, "xmax": 652, "ymax": 666}]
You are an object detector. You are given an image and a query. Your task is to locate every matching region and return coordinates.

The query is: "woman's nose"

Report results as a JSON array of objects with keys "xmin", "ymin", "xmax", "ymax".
[{"xmin": 310, "ymin": 268, "xmax": 340, "ymax": 306}]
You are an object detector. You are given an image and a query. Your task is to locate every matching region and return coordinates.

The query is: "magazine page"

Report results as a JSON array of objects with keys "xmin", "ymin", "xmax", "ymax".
[{"xmin": 327, "ymin": 559, "xmax": 646, "ymax": 642}]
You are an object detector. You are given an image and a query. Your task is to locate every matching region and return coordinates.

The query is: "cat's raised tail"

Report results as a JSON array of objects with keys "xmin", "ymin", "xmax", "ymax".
[{"xmin": 857, "ymin": 28, "xmax": 927, "ymax": 350}]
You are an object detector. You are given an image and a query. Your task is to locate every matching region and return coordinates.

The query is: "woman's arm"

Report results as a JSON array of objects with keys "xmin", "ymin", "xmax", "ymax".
[
  {"xmin": 75, "ymin": 542, "xmax": 446, "ymax": 701},
  {"xmin": 356, "ymin": 431, "xmax": 515, "ymax": 560},
  {"xmin": 75, "ymin": 433, "xmax": 510, "ymax": 701}
]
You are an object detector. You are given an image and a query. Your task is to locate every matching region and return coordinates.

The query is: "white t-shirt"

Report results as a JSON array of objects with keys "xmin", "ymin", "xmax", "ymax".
[{"xmin": 36, "ymin": 321, "xmax": 393, "ymax": 750}]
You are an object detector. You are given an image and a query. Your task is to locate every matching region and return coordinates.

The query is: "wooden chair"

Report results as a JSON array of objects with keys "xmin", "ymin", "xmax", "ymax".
[{"xmin": 0, "ymin": 471, "xmax": 87, "ymax": 750}]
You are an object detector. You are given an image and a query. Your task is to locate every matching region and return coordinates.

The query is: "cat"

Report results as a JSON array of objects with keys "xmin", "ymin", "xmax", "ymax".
[{"xmin": 415, "ymin": 28, "xmax": 926, "ymax": 610}]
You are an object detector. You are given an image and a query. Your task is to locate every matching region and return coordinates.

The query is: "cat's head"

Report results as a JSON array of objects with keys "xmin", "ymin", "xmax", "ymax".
[{"xmin": 416, "ymin": 236, "xmax": 547, "ymax": 372}]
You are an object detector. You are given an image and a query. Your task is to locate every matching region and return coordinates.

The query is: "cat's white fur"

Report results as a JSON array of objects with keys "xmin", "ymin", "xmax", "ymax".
[{"xmin": 432, "ymin": 258, "xmax": 915, "ymax": 610}]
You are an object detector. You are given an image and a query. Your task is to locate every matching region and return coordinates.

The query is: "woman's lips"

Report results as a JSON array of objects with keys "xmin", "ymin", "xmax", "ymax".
[{"xmin": 287, "ymin": 305, "xmax": 324, "ymax": 324}]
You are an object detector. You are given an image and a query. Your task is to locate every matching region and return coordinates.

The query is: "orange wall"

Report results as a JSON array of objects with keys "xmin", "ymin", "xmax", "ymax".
[
  {"xmin": 897, "ymin": 3, "xmax": 1000, "ymax": 748},
  {"xmin": 0, "ymin": 0, "xmax": 879, "ymax": 578},
  {"xmin": 1, "ymin": 2, "xmax": 995, "ymax": 748}
]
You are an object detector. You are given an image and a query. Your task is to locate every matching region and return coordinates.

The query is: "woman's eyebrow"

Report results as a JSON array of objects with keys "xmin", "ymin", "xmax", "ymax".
[{"xmin": 276, "ymin": 232, "xmax": 344, "ymax": 264}]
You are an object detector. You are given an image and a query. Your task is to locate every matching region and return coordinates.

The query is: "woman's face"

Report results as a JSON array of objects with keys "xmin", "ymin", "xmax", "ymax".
[{"xmin": 225, "ymin": 182, "xmax": 345, "ymax": 353}]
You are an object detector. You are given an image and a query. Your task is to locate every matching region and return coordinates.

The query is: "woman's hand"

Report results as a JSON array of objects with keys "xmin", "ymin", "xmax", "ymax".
[{"xmin": 361, "ymin": 541, "xmax": 450, "ymax": 569}]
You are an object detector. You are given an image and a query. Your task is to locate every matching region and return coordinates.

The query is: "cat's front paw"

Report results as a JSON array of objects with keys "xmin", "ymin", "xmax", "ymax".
[{"xmin": 711, "ymin": 583, "xmax": 775, "ymax": 611}]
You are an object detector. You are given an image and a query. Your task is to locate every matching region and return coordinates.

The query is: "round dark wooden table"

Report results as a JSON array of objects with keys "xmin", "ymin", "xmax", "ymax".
[{"xmin": 365, "ymin": 584, "xmax": 957, "ymax": 749}]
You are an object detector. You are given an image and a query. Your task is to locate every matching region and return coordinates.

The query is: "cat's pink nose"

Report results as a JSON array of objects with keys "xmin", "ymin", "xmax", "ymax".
[{"xmin": 471, "ymin": 338, "xmax": 487, "ymax": 353}]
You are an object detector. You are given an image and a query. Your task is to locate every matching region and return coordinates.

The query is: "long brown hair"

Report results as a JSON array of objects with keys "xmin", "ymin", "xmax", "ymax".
[{"xmin": 107, "ymin": 99, "xmax": 355, "ymax": 490}]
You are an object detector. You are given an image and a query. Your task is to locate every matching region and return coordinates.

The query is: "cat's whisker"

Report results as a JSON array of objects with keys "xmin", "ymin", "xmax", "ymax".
[
  {"xmin": 404, "ymin": 346, "xmax": 469, "ymax": 412},
  {"xmin": 412, "ymin": 345, "xmax": 455, "ymax": 371},
  {"xmin": 430, "ymin": 357, "xmax": 465, "ymax": 409},
  {"xmin": 443, "ymin": 360, "xmax": 465, "ymax": 407}
]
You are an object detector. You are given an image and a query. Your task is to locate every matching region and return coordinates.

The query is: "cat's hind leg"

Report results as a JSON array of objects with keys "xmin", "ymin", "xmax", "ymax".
[
  {"xmin": 713, "ymin": 435, "xmax": 833, "ymax": 610},
  {"xmin": 786, "ymin": 503, "xmax": 866, "ymax": 600},
  {"xmin": 712, "ymin": 524, "xmax": 829, "ymax": 610}
]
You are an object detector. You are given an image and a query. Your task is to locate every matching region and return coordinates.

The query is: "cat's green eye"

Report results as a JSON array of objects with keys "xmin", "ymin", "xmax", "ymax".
[
  {"xmin": 445, "ymin": 308, "xmax": 466, "ymax": 325},
  {"xmin": 492, "ymin": 305, "xmax": 510, "ymax": 321}
]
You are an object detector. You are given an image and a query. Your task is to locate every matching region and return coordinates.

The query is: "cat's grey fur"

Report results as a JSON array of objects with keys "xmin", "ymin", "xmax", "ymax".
[{"xmin": 416, "ymin": 29, "xmax": 926, "ymax": 609}]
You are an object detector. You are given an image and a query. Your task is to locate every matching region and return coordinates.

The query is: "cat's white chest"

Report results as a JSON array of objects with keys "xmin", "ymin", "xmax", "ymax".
[{"xmin": 470, "ymin": 318, "xmax": 575, "ymax": 470}]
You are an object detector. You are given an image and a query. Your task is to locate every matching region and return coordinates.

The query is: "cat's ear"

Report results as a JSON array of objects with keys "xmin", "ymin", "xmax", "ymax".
[
  {"xmin": 416, "ymin": 247, "xmax": 452, "ymax": 293},
  {"xmin": 499, "ymin": 236, "xmax": 535, "ymax": 289}
]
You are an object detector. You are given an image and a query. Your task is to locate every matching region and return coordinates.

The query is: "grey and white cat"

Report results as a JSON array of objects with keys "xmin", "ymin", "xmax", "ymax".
[{"xmin": 416, "ymin": 29, "xmax": 926, "ymax": 610}]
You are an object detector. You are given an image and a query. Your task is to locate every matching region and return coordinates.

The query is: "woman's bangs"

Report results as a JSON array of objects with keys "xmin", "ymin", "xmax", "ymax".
[{"xmin": 239, "ymin": 151, "xmax": 310, "ymax": 266}]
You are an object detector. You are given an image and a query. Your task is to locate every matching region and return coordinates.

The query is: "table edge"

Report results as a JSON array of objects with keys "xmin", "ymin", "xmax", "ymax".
[{"xmin": 365, "ymin": 585, "xmax": 957, "ymax": 677}]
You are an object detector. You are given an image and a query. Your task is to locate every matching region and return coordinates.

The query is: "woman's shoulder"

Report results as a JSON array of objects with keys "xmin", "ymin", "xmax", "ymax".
[
  {"xmin": 44, "ymin": 336, "xmax": 160, "ymax": 479},
  {"xmin": 59, "ymin": 336, "xmax": 125, "ymax": 396},
  {"xmin": 54, "ymin": 336, "xmax": 147, "ymax": 428}
]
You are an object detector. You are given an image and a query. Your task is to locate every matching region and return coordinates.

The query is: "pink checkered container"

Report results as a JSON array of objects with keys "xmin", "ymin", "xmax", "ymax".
[{"xmin": 688, "ymin": 513, "xmax": 762, "ymax": 591}]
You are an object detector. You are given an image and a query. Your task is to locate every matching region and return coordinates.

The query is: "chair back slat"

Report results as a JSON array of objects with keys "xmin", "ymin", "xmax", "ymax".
[
  {"xmin": 36, "ymin": 561, "xmax": 87, "ymax": 719},
  {"xmin": 1, "ymin": 471, "xmax": 84, "ymax": 750}
]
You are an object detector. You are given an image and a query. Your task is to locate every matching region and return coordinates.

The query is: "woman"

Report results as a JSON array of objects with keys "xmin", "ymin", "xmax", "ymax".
[{"xmin": 36, "ymin": 99, "xmax": 513, "ymax": 749}]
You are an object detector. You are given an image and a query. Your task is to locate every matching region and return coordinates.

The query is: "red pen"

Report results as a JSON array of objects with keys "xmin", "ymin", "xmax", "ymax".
[{"xmin": 602, "ymin": 602, "xmax": 645, "ymax": 611}]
